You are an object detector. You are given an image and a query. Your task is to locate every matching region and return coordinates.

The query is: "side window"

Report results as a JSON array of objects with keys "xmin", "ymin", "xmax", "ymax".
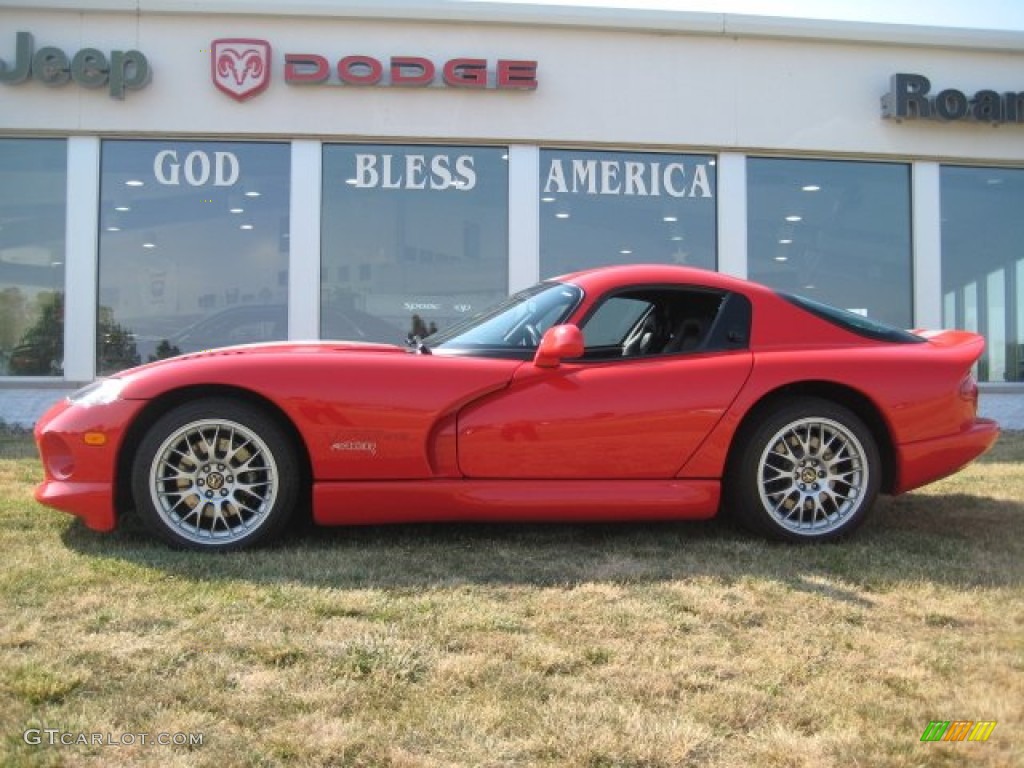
[
  {"xmin": 581, "ymin": 287, "xmax": 749, "ymax": 359},
  {"xmin": 583, "ymin": 297, "xmax": 652, "ymax": 348}
]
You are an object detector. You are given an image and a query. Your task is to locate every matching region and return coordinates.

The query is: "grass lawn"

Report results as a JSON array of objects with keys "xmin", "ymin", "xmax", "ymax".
[{"xmin": 1, "ymin": 432, "xmax": 1021, "ymax": 767}]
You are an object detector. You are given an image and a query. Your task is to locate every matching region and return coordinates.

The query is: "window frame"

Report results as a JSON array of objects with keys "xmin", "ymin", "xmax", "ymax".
[{"xmin": 574, "ymin": 284, "xmax": 751, "ymax": 362}]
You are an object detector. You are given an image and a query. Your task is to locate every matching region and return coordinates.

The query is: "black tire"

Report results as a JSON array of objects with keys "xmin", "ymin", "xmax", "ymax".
[
  {"xmin": 131, "ymin": 398, "xmax": 299, "ymax": 551},
  {"xmin": 724, "ymin": 397, "xmax": 881, "ymax": 542}
]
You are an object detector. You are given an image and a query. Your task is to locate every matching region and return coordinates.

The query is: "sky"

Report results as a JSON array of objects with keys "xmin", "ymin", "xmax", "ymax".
[{"xmin": 465, "ymin": 0, "xmax": 1024, "ymax": 31}]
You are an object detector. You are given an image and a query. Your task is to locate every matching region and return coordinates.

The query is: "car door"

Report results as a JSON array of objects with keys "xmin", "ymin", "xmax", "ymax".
[{"xmin": 457, "ymin": 288, "xmax": 754, "ymax": 479}]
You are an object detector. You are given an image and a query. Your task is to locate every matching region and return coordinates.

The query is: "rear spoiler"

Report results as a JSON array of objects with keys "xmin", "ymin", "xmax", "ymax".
[{"xmin": 910, "ymin": 329, "xmax": 986, "ymax": 363}]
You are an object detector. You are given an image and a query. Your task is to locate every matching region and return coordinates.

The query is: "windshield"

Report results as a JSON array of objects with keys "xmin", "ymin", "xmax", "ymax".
[{"xmin": 425, "ymin": 282, "xmax": 583, "ymax": 351}]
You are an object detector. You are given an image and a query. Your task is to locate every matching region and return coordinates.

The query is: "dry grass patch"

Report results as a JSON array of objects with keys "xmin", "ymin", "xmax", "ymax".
[{"xmin": 1, "ymin": 432, "xmax": 1021, "ymax": 767}]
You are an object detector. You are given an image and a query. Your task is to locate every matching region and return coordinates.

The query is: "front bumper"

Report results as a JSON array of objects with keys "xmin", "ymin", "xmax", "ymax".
[{"xmin": 33, "ymin": 396, "xmax": 147, "ymax": 532}]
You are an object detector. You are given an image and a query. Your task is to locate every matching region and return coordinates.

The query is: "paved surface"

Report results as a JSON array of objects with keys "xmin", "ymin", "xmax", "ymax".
[
  {"xmin": 981, "ymin": 391, "xmax": 1024, "ymax": 431},
  {"xmin": 3, "ymin": 386, "xmax": 1023, "ymax": 430},
  {"xmin": 2, "ymin": 388, "xmax": 73, "ymax": 429}
]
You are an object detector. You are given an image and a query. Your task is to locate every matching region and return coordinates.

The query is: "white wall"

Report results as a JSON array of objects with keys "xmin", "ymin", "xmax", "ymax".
[{"xmin": 0, "ymin": 5, "xmax": 1022, "ymax": 163}]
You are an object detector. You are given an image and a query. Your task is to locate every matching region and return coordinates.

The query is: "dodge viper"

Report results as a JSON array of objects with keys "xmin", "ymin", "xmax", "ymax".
[{"xmin": 34, "ymin": 265, "xmax": 999, "ymax": 550}]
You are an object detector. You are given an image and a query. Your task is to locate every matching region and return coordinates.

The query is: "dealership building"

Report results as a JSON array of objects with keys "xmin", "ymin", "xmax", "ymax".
[{"xmin": 1, "ymin": 0, "xmax": 1022, "ymax": 424}]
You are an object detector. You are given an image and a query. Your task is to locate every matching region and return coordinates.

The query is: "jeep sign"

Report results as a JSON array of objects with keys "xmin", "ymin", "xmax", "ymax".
[{"xmin": 0, "ymin": 31, "xmax": 150, "ymax": 99}]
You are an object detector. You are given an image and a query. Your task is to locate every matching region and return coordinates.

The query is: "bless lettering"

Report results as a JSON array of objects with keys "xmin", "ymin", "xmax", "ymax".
[{"xmin": 352, "ymin": 154, "xmax": 477, "ymax": 190}]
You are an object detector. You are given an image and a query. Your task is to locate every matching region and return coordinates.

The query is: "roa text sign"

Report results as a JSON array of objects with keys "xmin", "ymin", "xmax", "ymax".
[{"xmin": 882, "ymin": 73, "xmax": 1024, "ymax": 124}]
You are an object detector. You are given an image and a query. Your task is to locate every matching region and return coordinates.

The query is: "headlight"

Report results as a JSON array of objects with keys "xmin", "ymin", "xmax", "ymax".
[{"xmin": 68, "ymin": 378, "xmax": 126, "ymax": 407}]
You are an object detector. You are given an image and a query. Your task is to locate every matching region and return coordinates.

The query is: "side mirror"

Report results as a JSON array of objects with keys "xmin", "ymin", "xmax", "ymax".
[{"xmin": 534, "ymin": 324, "xmax": 584, "ymax": 368}]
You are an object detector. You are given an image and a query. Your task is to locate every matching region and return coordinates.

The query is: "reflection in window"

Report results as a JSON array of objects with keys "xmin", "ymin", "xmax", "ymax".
[
  {"xmin": 97, "ymin": 141, "xmax": 290, "ymax": 374},
  {"xmin": 1018, "ymin": 259, "xmax": 1024, "ymax": 372},
  {"xmin": 321, "ymin": 145, "xmax": 508, "ymax": 344},
  {"xmin": 748, "ymin": 158, "xmax": 912, "ymax": 328},
  {"xmin": 0, "ymin": 139, "xmax": 66, "ymax": 377},
  {"xmin": 584, "ymin": 296, "xmax": 651, "ymax": 349},
  {"xmin": 540, "ymin": 149, "xmax": 717, "ymax": 278},
  {"xmin": 942, "ymin": 166, "xmax": 1024, "ymax": 383},
  {"xmin": 427, "ymin": 282, "xmax": 580, "ymax": 352}
]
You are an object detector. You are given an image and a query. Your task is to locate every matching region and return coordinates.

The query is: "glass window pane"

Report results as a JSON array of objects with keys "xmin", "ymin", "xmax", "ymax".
[
  {"xmin": 584, "ymin": 297, "xmax": 652, "ymax": 347},
  {"xmin": 1017, "ymin": 258, "xmax": 1024, "ymax": 382},
  {"xmin": 0, "ymin": 139, "xmax": 66, "ymax": 377},
  {"xmin": 748, "ymin": 158, "xmax": 912, "ymax": 328},
  {"xmin": 97, "ymin": 141, "xmax": 290, "ymax": 375},
  {"xmin": 943, "ymin": 290, "xmax": 957, "ymax": 329},
  {"xmin": 427, "ymin": 282, "xmax": 580, "ymax": 352},
  {"xmin": 964, "ymin": 282, "xmax": 979, "ymax": 332},
  {"xmin": 941, "ymin": 166, "xmax": 1024, "ymax": 382},
  {"xmin": 321, "ymin": 145, "xmax": 508, "ymax": 344},
  {"xmin": 986, "ymin": 269, "xmax": 1006, "ymax": 382},
  {"xmin": 540, "ymin": 149, "xmax": 717, "ymax": 278}
]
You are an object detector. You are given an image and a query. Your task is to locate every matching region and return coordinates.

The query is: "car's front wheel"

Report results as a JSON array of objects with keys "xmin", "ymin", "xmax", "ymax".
[
  {"xmin": 726, "ymin": 398, "xmax": 881, "ymax": 542},
  {"xmin": 131, "ymin": 398, "xmax": 299, "ymax": 551}
]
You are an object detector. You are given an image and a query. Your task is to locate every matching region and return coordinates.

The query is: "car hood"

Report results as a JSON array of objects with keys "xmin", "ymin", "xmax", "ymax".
[
  {"xmin": 133, "ymin": 340, "xmax": 408, "ymax": 370},
  {"xmin": 194, "ymin": 339, "xmax": 408, "ymax": 355},
  {"xmin": 112, "ymin": 337, "xmax": 525, "ymax": 412},
  {"xmin": 108, "ymin": 340, "xmax": 412, "ymax": 391}
]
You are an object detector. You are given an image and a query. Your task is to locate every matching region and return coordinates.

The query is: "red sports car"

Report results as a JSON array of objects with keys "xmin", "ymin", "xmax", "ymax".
[{"xmin": 34, "ymin": 265, "xmax": 999, "ymax": 551}]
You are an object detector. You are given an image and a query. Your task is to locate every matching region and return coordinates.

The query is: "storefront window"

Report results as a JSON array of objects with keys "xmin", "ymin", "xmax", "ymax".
[
  {"xmin": 539, "ymin": 149, "xmax": 717, "ymax": 278},
  {"xmin": 942, "ymin": 166, "xmax": 1024, "ymax": 382},
  {"xmin": 321, "ymin": 144, "xmax": 508, "ymax": 344},
  {"xmin": 0, "ymin": 139, "xmax": 66, "ymax": 377},
  {"xmin": 97, "ymin": 141, "xmax": 289, "ymax": 374},
  {"xmin": 748, "ymin": 158, "xmax": 912, "ymax": 328}
]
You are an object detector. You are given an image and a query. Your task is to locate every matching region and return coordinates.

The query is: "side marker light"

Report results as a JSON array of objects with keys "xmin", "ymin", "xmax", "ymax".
[{"xmin": 83, "ymin": 432, "xmax": 108, "ymax": 446}]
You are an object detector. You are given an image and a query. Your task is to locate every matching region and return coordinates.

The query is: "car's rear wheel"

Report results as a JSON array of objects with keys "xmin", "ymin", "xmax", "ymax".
[
  {"xmin": 726, "ymin": 398, "xmax": 880, "ymax": 542},
  {"xmin": 131, "ymin": 398, "xmax": 298, "ymax": 551}
]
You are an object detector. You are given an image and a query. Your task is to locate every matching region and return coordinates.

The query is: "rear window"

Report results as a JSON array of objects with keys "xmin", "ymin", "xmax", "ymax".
[{"xmin": 782, "ymin": 293, "xmax": 925, "ymax": 344}]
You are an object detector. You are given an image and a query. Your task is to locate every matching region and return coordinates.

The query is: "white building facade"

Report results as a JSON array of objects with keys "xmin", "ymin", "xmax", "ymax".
[{"xmin": 1, "ymin": 0, "xmax": 1023, "ymax": 421}]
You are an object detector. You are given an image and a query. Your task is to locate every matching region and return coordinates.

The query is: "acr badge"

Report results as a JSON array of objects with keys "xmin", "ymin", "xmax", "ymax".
[{"xmin": 211, "ymin": 38, "xmax": 271, "ymax": 101}]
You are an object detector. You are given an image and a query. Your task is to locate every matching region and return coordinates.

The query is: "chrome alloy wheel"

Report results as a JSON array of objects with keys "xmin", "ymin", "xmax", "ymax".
[
  {"xmin": 148, "ymin": 418, "xmax": 279, "ymax": 545},
  {"xmin": 756, "ymin": 416, "xmax": 869, "ymax": 535}
]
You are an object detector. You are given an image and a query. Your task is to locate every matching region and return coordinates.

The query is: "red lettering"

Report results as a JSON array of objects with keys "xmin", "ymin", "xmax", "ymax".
[
  {"xmin": 280, "ymin": 53, "xmax": 540, "ymax": 90},
  {"xmin": 284, "ymin": 53, "xmax": 329, "ymax": 84},
  {"xmin": 338, "ymin": 55, "xmax": 383, "ymax": 85},
  {"xmin": 443, "ymin": 58, "xmax": 487, "ymax": 88},
  {"xmin": 497, "ymin": 59, "xmax": 538, "ymax": 90},
  {"xmin": 390, "ymin": 56, "xmax": 435, "ymax": 86}
]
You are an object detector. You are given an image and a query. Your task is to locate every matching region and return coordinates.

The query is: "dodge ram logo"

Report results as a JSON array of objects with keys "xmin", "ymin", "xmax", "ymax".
[{"xmin": 211, "ymin": 38, "xmax": 271, "ymax": 101}]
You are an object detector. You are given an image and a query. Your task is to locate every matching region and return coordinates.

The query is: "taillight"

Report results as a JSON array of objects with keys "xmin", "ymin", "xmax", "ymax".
[{"xmin": 959, "ymin": 372, "xmax": 978, "ymax": 406}]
